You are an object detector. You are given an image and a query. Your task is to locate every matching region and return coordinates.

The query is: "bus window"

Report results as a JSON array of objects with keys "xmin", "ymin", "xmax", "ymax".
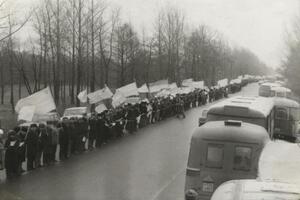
[
  {"xmin": 275, "ymin": 108, "xmax": 288, "ymax": 120},
  {"xmin": 206, "ymin": 144, "xmax": 224, "ymax": 168},
  {"xmin": 233, "ymin": 146, "xmax": 252, "ymax": 171}
]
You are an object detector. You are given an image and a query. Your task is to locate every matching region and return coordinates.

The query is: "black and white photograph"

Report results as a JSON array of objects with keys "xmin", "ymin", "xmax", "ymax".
[{"xmin": 0, "ymin": 0, "xmax": 300, "ymax": 199}]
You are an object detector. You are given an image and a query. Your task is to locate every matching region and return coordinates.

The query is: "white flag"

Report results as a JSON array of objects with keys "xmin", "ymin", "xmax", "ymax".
[
  {"xmin": 138, "ymin": 84, "xmax": 149, "ymax": 93},
  {"xmin": 77, "ymin": 89, "xmax": 88, "ymax": 103},
  {"xmin": 112, "ymin": 91, "xmax": 127, "ymax": 108},
  {"xmin": 218, "ymin": 79, "xmax": 228, "ymax": 87},
  {"xmin": 193, "ymin": 81, "xmax": 204, "ymax": 89},
  {"xmin": 182, "ymin": 78, "xmax": 194, "ymax": 87},
  {"xmin": 88, "ymin": 86, "xmax": 113, "ymax": 104},
  {"xmin": 15, "ymin": 87, "xmax": 56, "ymax": 114},
  {"xmin": 18, "ymin": 106, "xmax": 36, "ymax": 122},
  {"xmin": 95, "ymin": 103, "xmax": 107, "ymax": 113},
  {"xmin": 149, "ymin": 80, "xmax": 169, "ymax": 93},
  {"xmin": 116, "ymin": 82, "xmax": 139, "ymax": 97}
]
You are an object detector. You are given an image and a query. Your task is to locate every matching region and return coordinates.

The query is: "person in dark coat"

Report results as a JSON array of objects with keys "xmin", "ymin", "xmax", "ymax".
[
  {"xmin": 88, "ymin": 115, "xmax": 97, "ymax": 150},
  {"xmin": 17, "ymin": 127, "xmax": 27, "ymax": 172},
  {"xmin": 43, "ymin": 126, "xmax": 52, "ymax": 166},
  {"xmin": 0, "ymin": 129, "xmax": 4, "ymax": 170},
  {"xmin": 5, "ymin": 130, "xmax": 20, "ymax": 178},
  {"xmin": 96, "ymin": 115, "xmax": 105, "ymax": 147},
  {"xmin": 49, "ymin": 123, "xmax": 59, "ymax": 162},
  {"xmin": 35, "ymin": 124, "xmax": 44, "ymax": 168},
  {"xmin": 25, "ymin": 124, "xmax": 39, "ymax": 170},
  {"xmin": 60, "ymin": 120, "xmax": 70, "ymax": 160}
]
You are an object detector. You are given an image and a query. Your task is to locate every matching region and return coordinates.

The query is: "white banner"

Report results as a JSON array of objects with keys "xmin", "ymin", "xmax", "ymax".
[
  {"xmin": 193, "ymin": 81, "xmax": 204, "ymax": 89},
  {"xmin": 218, "ymin": 79, "xmax": 228, "ymax": 87},
  {"xmin": 112, "ymin": 91, "xmax": 127, "ymax": 108},
  {"xmin": 95, "ymin": 103, "xmax": 108, "ymax": 114},
  {"xmin": 168, "ymin": 83, "xmax": 178, "ymax": 90},
  {"xmin": 138, "ymin": 84, "xmax": 149, "ymax": 93},
  {"xmin": 77, "ymin": 89, "xmax": 88, "ymax": 103},
  {"xmin": 124, "ymin": 96, "xmax": 141, "ymax": 105},
  {"xmin": 116, "ymin": 82, "xmax": 139, "ymax": 97},
  {"xmin": 15, "ymin": 87, "xmax": 56, "ymax": 114},
  {"xmin": 18, "ymin": 105, "xmax": 36, "ymax": 122},
  {"xmin": 182, "ymin": 78, "xmax": 194, "ymax": 87},
  {"xmin": 88, "ymin": 86, "xmax": 113, "ymax": 104},
  {"xmin": 149, "ymin": 80, "xmax": 169, "ymax": 93}
]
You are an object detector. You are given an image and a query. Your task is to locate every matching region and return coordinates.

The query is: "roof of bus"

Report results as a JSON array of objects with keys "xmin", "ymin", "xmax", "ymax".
[
  {"xmin": 261, "ymin": 82, "xmax": 281, "ymax": 87},
  {"xmin": 211, "ymin": 179, "xmax": 300, "ymax": 200},
  {"xmin": 270, "ymin": 86, "xmax": 291, "ymax": 93},
  {"xmin": 273, "ymin": 97, "xmax": 300, "ymax": 108},
  {"xmin": 192, "ymin": 121, "xmax": 270, "ymax": 144},
  {"xmin": 259, "ymin": 140, "xmax": 300, "ymax": 185},
  {"xmin": 207, "ymin": 96, "xmax": 274, "ymax": 118}
]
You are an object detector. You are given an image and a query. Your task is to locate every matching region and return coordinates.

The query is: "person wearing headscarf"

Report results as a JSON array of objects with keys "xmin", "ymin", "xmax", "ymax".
[{"xmin": 5, "ymin": 130, "xmax": 20, "ymax": 178}]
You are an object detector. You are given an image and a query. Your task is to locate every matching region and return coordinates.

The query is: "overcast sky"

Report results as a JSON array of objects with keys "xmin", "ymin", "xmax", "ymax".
[{"xmin": 12, "ymin": 0, "xmax": 300, "ymax": 69}]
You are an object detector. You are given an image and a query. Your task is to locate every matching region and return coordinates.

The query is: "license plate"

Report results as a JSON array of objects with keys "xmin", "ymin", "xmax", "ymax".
[{"xmin": 202, "ymin": 182, "xmax": 214, "ymax": 192}]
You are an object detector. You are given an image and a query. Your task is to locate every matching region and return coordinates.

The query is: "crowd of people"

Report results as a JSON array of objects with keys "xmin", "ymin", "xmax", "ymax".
[{"xmin": 0, "ymin": 86, "xmax": 231, "ymax": 179}]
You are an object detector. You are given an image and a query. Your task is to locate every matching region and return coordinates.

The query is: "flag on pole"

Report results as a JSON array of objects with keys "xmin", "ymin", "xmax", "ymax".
[
  {"xmin": 116, "ymin": 82, "xmax": 139, "ymax": 97},
  {"xmin": 218, "ymin": 79, "xmax": 228, "ymax": 87},
  {"xmin": 87, "ymin": 85, "xmax": 113, "ymax": 104},
  {"xmin": 18, "ymin": 105, "xmax": 36, "ymax": 122},
  {"xmin": 149, "ymin": 80, "xmax": 169, "ymax": 93},
  {"xmin": 138, "ymin": 84, "xmax": 149, "ymax": 93},
  {"xmin": 112, "ymin": 91, "xmax": 127, "ymax": 108},
  {"xmin": 15, "ymin": 87, "xmax": 56, "ymax": 114},
  {"xmin": 95, "ymin": 103, "xmax": 108, "ymax": 114},
  {"xmin": 77, "ymin": 89, "xmax": 88, "ymax": 103},
  {"xmin": 193, "ymin": 81, "xmax": 204, "ymax": 89},
  {"xmin": 182, "ymin": 78, "xmax": 194, "ymax": 87}
]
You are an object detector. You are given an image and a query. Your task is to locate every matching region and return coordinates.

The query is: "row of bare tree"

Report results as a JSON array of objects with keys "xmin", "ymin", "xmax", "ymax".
[
  {"xmin": 0, "ymin": 0, "xmax": 271, "ymax": 111},
  {"xmin": 280, "ymin": 14, "xmax": 300, "ymax": 95}
]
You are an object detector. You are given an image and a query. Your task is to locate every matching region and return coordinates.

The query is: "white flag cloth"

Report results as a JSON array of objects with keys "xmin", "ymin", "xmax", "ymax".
[
  {"xmin": 138, "ymin": 84, "xmax": 149, "ymax": 93},
  {"xmin": 77, "ymin": 89, "xmax": 88, "ymax": 103},
  {"xmin": 124, "ymin": 96, "xmax": 141, "ymax": 105},
  {"xmin": 217, "ymin": 79, "xmax": 228, "ymax": 87},
  {"xmin": 88, "ymin": 86, "xmax": 113, "ymax": 104},
  {"xmin": 149, "ymin": 80, "xmax": 169, "ymax": 93},
  {"xmin": 168, "ymin": 83, "xmax": 178, "ymax": 90},
  {"xmin": 112, "ymin": 91, "xmax": 127, "ymax": 108},
  {"xmin": 182, "ymin": 78, "xmax": 194, "ymax": 87},
  {"xmin": 193, "ymin": 81, "xmax": 204, "ymax": 89},
  {"xmin": 18, "ymin": 105, "xmax": 36, "ymax": 122},
  {"xmin": 116, "ymin": 82, "xmax": 139, "ymax": 97},
  {"xmin": 15, "ymin": 87, "xmax": 56, "ymax": 114},
  {"xmin": 95, "ymin": 103, "xmax": 108, "ymax": 114}
]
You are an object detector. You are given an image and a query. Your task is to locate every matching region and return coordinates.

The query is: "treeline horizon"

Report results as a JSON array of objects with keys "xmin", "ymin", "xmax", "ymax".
[{"xmin": 0, "ymin": 0, "xmax": 272, "ymax": 112}]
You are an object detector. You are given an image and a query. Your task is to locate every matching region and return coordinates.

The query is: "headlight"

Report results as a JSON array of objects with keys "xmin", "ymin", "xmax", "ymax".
[{"xmin": 185, "ymin": 189, "xmax": 198, "ymax": 200}]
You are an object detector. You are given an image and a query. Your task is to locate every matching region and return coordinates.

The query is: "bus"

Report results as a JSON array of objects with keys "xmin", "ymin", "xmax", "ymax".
[
  {"xmin": 205, "ymin": 96, "xmax": 275, "ymax": 137},
  {"xmin": 258, "ymin": 82, "xmax": 281, "ymax": 97},
  {"xmin": 185, "ymin": 120, "xmax": 270, "ymax": 200},
  {"xmin": 259, "ymin": 140, "xmax": 300, "ymax": 186},
  {"xmin": 273, "ymin": 97, "xmax": 300, "ymax": 142},
  {"xmin": 210, "ymin": 179, "xmax": 300, "ymax": 200},
  {"xmin": 270, "ymin": 86, "xmax": 292, "ymax": 98}
]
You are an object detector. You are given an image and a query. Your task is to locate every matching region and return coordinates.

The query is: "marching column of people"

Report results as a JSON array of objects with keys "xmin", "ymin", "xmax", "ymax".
[{"xmin": 0, "ymin": 86, "xmax": 233, "ymax": 179}]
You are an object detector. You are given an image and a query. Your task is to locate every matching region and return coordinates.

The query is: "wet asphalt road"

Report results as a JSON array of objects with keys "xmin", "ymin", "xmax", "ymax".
[{"xmin": 0, "ymin": 83, "xmax": 259, "ymax": 200}]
